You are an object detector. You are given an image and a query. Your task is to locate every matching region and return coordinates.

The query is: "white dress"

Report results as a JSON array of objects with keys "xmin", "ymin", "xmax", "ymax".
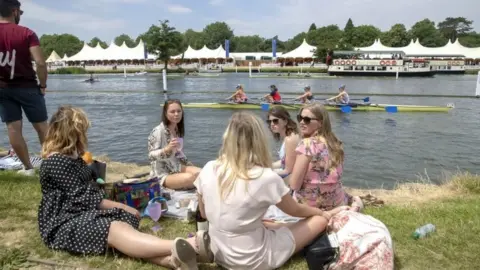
[{"xmin": 194, "ymin": 161, "xmax": 296, "ymax": 270}]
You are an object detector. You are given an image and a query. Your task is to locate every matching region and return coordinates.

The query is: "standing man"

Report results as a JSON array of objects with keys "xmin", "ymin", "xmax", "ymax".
[{"xmin": 0, "ymin": 0, "xmax": 48, "ymax": 176}]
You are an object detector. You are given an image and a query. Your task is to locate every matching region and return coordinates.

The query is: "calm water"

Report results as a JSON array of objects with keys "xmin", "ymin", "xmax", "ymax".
[{"xmin": 1, "ymin": 73, "xmax": 479, "ymax": 189}]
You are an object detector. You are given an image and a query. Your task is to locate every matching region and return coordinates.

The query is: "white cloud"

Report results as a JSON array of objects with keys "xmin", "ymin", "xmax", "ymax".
[
  {"xmin": 209, "ymin": 0, "xmax": 224, "ymax": 6},
  {"xmin": 167, "ymin": 4, "xmax": 192, "ymax": 14},
  {"xmin": 22, "ymin": 1, "xmax": 126, "ymax": 31}
]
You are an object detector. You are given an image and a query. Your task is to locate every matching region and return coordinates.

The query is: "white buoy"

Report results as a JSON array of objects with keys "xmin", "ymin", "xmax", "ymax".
[
  {"xmin": 124, "ymin": 66, "xmax": 127, "ymax": 78},
  {"xmin": 476, "ymin": 71, "xmax": 480, "ymax": 98},
  {"xmin": 235, "ymin": 65, "xmax": 238, "ymax": 73},
  {"xmin": 300, "ymin": 65, "xmax": 303, "ymax": 74},
  {"xmin": 249, "ymin": 62, "xmax": 252, "ymax": 77},
  {"xmin": 163, "ymin": 69, "xmax": 167, "ymax": 93},
  {"xmin": 396, "ymin": 69, "xmax": 399, "ymax": 80}
]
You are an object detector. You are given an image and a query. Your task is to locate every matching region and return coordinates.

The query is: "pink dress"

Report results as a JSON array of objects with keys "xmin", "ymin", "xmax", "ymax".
[{"xmin": 294, "ymin": 137, "xmax": 351, "ymax": 210}]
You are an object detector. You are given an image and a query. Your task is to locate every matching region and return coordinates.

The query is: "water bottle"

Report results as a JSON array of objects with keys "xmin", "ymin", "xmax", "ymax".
[{"xmin": 412, "ymin": 223, "xmax": 435, "ymax": 239}]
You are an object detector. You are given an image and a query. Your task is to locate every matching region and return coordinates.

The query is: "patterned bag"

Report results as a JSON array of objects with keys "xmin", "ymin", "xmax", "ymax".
[{"xmin": 112, "ymin": 177, "xmax": 162, "ymax": 211}]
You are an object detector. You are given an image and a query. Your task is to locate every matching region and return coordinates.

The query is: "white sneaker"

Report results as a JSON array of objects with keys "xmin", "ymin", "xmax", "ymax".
[{"xmin": 17, "ymin": 168, "xmax": 35, "ymax": 176}]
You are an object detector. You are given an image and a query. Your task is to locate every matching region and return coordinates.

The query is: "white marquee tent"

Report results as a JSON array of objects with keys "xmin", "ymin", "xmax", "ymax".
[
  {"xmin": 65, "ymin": 40, "xmax": 156, "ymax": 62},
  {"xmin": 356, "ymin": 38, "xmax": 480, "ymax": 58},
  {"xmin": 46, "ymin": 50, "xmax": 61, "ymax": 63},
  {"xmin": 279, "ymin": 39, "xmax": 316, "ymax": 58}
]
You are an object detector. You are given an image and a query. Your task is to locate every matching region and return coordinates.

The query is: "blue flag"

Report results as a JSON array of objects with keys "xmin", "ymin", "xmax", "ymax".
[
  {"xmin": 225, "ymin": 39, "xmax": 230, "ymax": 58},
  {"xmin": 272, "ymin": 38, "xmax": 277, "ymax": 58}
]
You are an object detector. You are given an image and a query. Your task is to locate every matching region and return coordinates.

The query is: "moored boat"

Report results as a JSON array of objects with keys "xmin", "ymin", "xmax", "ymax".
[{"xmin": 328, "ymin": 50, "xmax": 435, "ymax": 77}]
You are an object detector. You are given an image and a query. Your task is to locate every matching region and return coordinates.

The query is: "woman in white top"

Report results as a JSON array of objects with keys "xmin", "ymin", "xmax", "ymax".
[
  {"xmin": 194, "ymin": 111, "xmax": 349, "ymax": 270},
  {"xmin": 267, "ymin": 106, "xmax": 300, "ymax": 180}
]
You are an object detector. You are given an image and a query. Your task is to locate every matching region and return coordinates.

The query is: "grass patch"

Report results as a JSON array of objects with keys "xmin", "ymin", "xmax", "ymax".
[
  {"xmin": 0, "ymin": 160, "xmax": 479, "ymax": 269},
  {"xmin": 48, "ymin": 67, "xmax": 195, "ymax": 75},
  {"xmin": 465, "ymin": 69, "xmax": 480, "ymax": 75},
  {"xmin": 222, "ymin": 66, "xmax": 327, "ymax": 73}
]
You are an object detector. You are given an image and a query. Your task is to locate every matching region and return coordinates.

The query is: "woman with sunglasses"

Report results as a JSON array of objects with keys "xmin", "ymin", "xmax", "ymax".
[
  {"xmin": 148, "ymin": 100, "xmax": 202, "ymax": 190},
  {"xmin": 289, "ymin": 103, "xmax": 364, "ymax": 212},
  {"xmin": 267, "ymin": 106, "xmax": 300, "ymax": 181}
]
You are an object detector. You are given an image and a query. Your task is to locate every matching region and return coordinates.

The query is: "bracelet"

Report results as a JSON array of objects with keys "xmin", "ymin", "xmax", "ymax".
[{"xmin": 39, "ymin": 84, "xmax": 47, "ymax": 88}]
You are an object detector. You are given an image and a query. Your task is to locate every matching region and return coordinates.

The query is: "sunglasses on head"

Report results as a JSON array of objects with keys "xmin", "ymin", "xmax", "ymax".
[
  {"xmin": 297, "ymin": 114, "xmax": 317, "ymax": 124},
  {"xmin": 266, "ymin": 118, "xmax": 280, "ymax": 125}
]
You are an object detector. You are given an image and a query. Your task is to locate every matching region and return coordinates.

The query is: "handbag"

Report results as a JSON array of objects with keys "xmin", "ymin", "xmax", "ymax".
[
  {"xmin": 112, "ymin": 177, "xmax": 162, "ymax": 211},
  {"xmin": 302, "ymin": 231, "xmax": 340, "ymax": 270}
]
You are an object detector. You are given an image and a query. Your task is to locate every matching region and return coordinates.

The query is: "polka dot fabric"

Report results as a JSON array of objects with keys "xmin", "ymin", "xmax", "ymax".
[{"xmin": 38, "ymin": 154, "xmax": 139, "ymax": 255}]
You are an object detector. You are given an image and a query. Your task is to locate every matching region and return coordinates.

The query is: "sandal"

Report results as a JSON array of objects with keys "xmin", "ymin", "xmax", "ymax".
[
  {"xmin": 196, "ymin": 230, "xmax": 214, "ymax": 263},
  {"xmin": 171, "ymin": 238, "xmax": 198, "ymax": 270}
]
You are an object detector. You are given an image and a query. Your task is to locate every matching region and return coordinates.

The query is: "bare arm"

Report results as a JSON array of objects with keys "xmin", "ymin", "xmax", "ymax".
[
  {"xmin": 147, "ymin": 128, "xmax": 173, "ymax": 161},
  {"xmin": 198, "ymin": 193, "xmax": 207, "ymax": 219},
  {"xmin": 276, "ymin": 193, "xmax": 323, "ymax": 218},
  {"xmin": 289, "ymin": 154, "xmax": 310, "ymax": 190},
  {"xmin": 29, "ymin": 46, "xmax": 47, "ymax": 87},
  {"xmin": 273, "ymin": 135, "xmax": 299, "ymax": 176},
  {"xmin": 295, "ymin": 93, "xmax": 308, "ymax": 100},
  {"xmin": 327, "ymin": 92, "xmax": 344, "ymax": 101},
  {"xmin": 99, "ymin": 199, "xmax": 125, "ymax": 210}
]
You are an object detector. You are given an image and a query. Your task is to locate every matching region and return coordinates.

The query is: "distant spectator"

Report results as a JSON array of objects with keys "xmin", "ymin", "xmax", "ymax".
[{"xmin": 0, "ymin": 0, "xmax": 48, "ymax": 176}]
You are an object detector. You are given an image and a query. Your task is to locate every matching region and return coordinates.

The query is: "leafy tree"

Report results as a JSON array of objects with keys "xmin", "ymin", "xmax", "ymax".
[
  {"xmin": 409, "ymin": 19, "xmax": 446, "ymax": 47},
  {"xmin": 88, "ymin": 37, "xmax": 108, "ymax": 48},
  {"xmin": 458, "ymin": 32, "xmax": 480, "ymax": 47},
  {"xmin": 381, "ymin": 24, "xmax": 410, "ymax": 47},
  {"xmin": 141, "ymin": 20, "xmax": 183, "ymax": 70},
  {"xmin": 232, "ymin": 35, "xmax": 264, "ymax": 52},
  {"xmin": 40, "ymin": 34, "xmax": 83, "ymax": 58},
  {"xmin": 202, "ymin": 22, "xmax": 234, "ymax": 49},
  {"xmin": 350, "ymin": 25, "xmax": 381, "ymax": 47},
  {"xmin": 344, "ymin": 18, "xmax": 355, "ymax": 45},
  {"xmin": 307, "ymin": 25, "xmax": 343, "ymax": 47},
  {"xmin": 308, "ymin": 23, "xmax": 317, "ymax": 32},
  {"xmin": 114, "ymin": 34, "xmax": 136, "ymax": 47},
  {"xmin": 183, "ymin": 29, "xmax": 206, "ymax": 50},
  {"xmin": 283, "ymin": 32, "xmax": 307, "ymax": 51},
  {"xmin": 438, "ymin": 17, "xmax": 473, "ymax": 41}
]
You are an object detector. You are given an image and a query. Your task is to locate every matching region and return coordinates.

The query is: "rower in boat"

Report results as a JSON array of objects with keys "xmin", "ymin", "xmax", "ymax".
[
  {"xmin": 263, "ymin": 85, "xmax": 282, "ymax": 104},
  {"xmin": 294, "ymin": 86, "xmax": 314, "ymax": 104},
  {"xmin": 326, "ymin": 84, "xmax": 350, "ymax": 104},
  {"xmin": 84, "ymin": 73, "xmax": 96, "ymax": 83},
  {"xmin": 226, "ymin": 84, "xmax": 248, "ymax": 103}
]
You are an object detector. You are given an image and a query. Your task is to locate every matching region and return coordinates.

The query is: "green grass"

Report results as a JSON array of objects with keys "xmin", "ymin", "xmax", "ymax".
[
  {"xmin": 0, "ymin": 168, "xmax": 479, "ymax": 269},
  {"xmin": 222, "ymin": 66, "xmax": 327, "ymax": 73},
  {"xmin": 48, "ymin": 67, "xmax": 195, "ymax": 75},
  {"xmin": 465, "ymin": 69, "xmax": 480, "ymax": 75}
]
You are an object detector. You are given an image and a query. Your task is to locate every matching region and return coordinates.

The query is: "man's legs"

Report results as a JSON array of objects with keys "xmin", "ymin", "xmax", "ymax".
[{"xmin": 6, "ymin": 120, "xmax": 33, "ymax": 169}]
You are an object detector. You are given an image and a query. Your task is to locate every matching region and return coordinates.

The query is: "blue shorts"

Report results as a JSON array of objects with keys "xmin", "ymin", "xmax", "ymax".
[{"xmin": 0, "ymin": 87, "xmax": 48, "ymax": 123}]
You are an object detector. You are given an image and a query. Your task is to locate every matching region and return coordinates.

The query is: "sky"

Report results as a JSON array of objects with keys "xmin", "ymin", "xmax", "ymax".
[{"xmin": 18, "ymin": 0, "xmax": 480, "ymax": 43}]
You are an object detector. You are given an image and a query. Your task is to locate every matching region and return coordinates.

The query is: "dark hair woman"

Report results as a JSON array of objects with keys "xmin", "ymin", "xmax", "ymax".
[
  {"xmin": 266, "ymin": 106, "xmax": 300, "ymax": 180},
  {"xmin": 148, "ymin": 99, "xmax": 201, "ymax": 190}
]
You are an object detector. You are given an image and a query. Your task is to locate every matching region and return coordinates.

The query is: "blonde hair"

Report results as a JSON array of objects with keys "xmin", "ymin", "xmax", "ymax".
[
  {"xmin": 41, "ymin": 106, "xmax": 91, "ymax": 158},
  {"xmin": 216, "ymin": 111, "xmax": 272, "ymax": 200},
  {"xmin": 300, "ymin": 103, "xmax": 344, "ymax": 168}
]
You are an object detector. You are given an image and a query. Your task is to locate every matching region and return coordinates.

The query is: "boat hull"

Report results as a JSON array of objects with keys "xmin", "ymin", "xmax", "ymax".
[
  {"xmin": 179, "ymin": 102, "xmax": 451, "ymax": 112},
  {"xmin": 327, "ymin": 70, "xmax": 435, "ymax": 77}
]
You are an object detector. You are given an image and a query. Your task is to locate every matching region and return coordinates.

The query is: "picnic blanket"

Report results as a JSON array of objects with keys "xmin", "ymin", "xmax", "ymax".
[{"xmin": 162, "ymin": 189, "xmax": 198, "ymax": 220}]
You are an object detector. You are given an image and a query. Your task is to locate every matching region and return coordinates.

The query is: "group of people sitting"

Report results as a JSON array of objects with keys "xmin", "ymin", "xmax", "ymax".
[
  {"xmin": 37, "ymin": 101, "xmax": 394, "ymax": 270},
  {"xmin": 227, "ymin": 84, "xmax": 351, "ymax": 105}
]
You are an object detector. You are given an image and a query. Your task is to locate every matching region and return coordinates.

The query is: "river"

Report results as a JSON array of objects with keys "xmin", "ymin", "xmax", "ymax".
[{"xmin": 1, "ymin": 73, "xmax": 478, "ymax": 189}]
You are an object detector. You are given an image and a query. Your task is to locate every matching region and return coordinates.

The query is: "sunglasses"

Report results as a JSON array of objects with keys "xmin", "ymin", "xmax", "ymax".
[
  {"xmin": 266, "ymin": 118, "xmax": 280, "ymax": 125},
  {"xmin": 297, "ymin": 115, "xmax": 318, "ymax": 124}
]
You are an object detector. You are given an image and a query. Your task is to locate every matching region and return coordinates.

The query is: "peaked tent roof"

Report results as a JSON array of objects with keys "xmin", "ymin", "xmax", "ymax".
[
  {"xmin": 66, "ymin": 40, "xmax": 154, "ymax": 61},
  {"xmin": 356, "ymin": 38, "xmax": 480, "ymax": 58},
  {"xmin": 46, "ymin": 50, "xmax": 61, "ymax": 63},
  {"xmin": 280, "ymin": 39, "xmax": 316, "ymax": 58}
]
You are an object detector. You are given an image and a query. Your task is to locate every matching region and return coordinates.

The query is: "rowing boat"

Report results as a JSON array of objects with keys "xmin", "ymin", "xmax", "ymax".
[{"xmin": 178, "ymin": 102, "xmax": 453, "ymax": 112}]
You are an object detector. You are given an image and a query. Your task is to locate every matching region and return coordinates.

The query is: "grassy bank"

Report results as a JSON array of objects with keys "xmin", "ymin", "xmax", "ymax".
[
  {"xmin": 0, "ymin": 151, "xmax": 479, "ymax": 269},
  {"xmin": 222, "ymin": 66, "xmax": 328, "ymax": 73},
  {"xmin": 48, "ymin": 67, "xmax": 195, "ymax": 75},
  {"xmin": 465, "ymin": 69, "xmax": 480, "ymax": 75}
]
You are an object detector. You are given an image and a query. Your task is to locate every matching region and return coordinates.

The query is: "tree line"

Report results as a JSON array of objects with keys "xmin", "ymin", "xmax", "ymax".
[{"xmin": 40, "ymin": 17, "xmax": 480, "ymax": 65}]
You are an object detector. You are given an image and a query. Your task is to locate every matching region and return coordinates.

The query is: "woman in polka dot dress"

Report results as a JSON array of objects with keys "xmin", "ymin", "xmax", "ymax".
[{"xmin": 37, "ymin": 106, "xmax": 213, "ymax": 270}]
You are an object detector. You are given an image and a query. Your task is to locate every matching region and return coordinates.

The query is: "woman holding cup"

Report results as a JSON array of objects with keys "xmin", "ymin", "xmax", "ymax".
[{"xmin": 148, "ymin": 99, "xmax": 201, "ymax": 190}]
